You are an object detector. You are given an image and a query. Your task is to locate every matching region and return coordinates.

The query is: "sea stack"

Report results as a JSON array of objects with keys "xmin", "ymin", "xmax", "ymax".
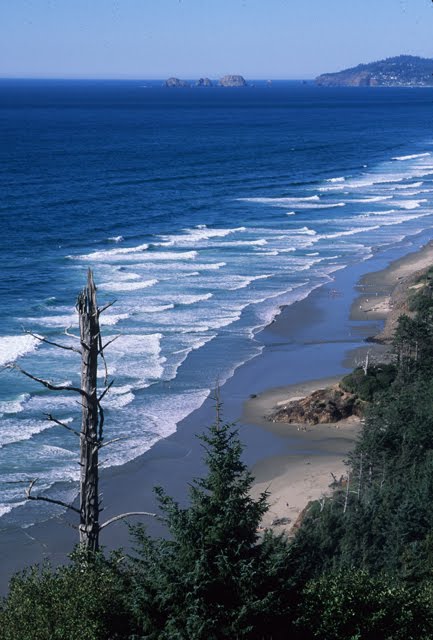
[
  {"xmin": 219, "ymin": 75, "xmax": 247, "ymax": 87},
  {"xmin": 196, "ymin": 77, "xmax": 213, "ymax": 87},
  {"xmin": 164, "ymin": 77, "xmax": 190, "ymax": 88}
]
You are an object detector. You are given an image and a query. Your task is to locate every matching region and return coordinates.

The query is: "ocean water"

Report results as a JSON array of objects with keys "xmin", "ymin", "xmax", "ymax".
[{"xmin": 1, "ymin": 79, "xmax": 433, "ymax": 523}]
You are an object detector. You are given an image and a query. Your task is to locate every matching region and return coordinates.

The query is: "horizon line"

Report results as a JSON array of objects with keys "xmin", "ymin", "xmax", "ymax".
[{"xmin": 0, "ymin": 75, "xmax": 316, "ymax": 82}]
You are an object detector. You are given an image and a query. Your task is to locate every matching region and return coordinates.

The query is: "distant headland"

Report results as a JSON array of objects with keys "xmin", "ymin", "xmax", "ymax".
[
  {"xmin": 316, "ymin": 55, "xmax": 433, "ymax": 87},
  {"xmin": 164, "ymin": 75, "xmax": 247, "ymax": 88}
]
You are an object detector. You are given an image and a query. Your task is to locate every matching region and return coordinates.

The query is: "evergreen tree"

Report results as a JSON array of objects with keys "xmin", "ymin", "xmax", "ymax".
[{"xmin": 129, "ymin": 411, "xmax": 293, "ymax": 639}]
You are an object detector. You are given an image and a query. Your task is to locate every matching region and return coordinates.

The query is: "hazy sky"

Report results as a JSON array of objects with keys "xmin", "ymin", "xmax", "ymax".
[{"xmin": 1, "ymin": 0, "xmax": 432, "ymax": 79}]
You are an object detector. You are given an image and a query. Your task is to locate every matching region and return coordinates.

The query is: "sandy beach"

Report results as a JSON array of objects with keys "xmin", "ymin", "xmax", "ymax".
[
  {"xmin": 245, "ymin": 239, "xmax": 433, "ymax": 535},
  {"xmin": 352, "ymin": 239, "xmax": 433, "ymax": 339},
  {"xmin": 246, "ymin": 377, "xmax": 360, "ymax": 532},
  {"xmin": 1, "ymin": 235, "xmax": 433, "ymax": 593}
]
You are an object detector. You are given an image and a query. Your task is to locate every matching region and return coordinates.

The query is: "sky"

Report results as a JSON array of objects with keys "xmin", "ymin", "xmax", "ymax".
[{"xmin": 0, "ymin": 0, "xmax": 432, "ymax": 80}]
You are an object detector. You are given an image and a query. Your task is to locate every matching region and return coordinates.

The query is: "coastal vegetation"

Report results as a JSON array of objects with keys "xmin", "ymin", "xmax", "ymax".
[{"xmin": 3, "ymin": 269, "xmax": 433, "ymax": 637}]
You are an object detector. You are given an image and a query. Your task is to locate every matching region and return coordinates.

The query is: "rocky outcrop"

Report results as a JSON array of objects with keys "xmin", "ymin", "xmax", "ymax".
[
  {"xmin": 270, "ymin": 386, "xmax": 362, "ymax": 425},
  {"xmin": 196, "ymin": 77, "xmax": 213, "ymax": 87},
  {"xmin": 219, "ymin": 75, "xmax": 247, "ymax": 87},
  {"xmin": 164, "ymin": 77, "xmax": 190, "ymax": 88},
  {"xmin": 316, "ymin": 71, "xmax": 377, "ymax": 87}
]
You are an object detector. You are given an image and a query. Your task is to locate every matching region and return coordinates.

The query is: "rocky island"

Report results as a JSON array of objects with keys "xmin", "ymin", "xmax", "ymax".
[
  {"xmin": 164, "ymin": 77, "xmax": 190, "ymax": 88},
  {"xmin": 164, "ymin": 75, "xmax": 247, "ymax": 88},
  {"xmin": 196, "ymin": 77, "xmax": 213, "ymax": 87},
  {"xmin": 316, "ymin": 55, "xmax": 433, "ymax": 87},
  {"xmin": 219, "ymin": 74, "xmax": 247, "ymax": 87}
]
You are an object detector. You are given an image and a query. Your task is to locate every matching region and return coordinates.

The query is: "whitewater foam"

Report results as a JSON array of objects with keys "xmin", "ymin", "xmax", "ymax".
[
  {"xmin": 158, "ymin": 226, "xmax": 247, "ymax": 246},
  {"xmin": 104, "ymin": 385, "xmax": 136, "ymax": 409},
  {"xmin": 106, "ymin": 333, "xmax": 165, "ymax": 387},
  {"xmin": 75, "ymin": 242, "xmax": 149, "ymax": 261},
  {"xmin": 0, "ymin": 335, "xmax": 39, "ymax": 366},
  {"xmin": 74, "ymin": 248, "xmax": 198, "ymax": 263},
  {"xmin": 0, "ymin": 394, "xmax": 30, "ymax": 418},
  {"xmin": 224, "ymin": 274, "xmax": 272, "ymax": 290},
  {"xmin": 297, "ymin": 226, "xmax": 317, "ymax": 236},
  {"xmin": 223, "ymin": 239, "xmax": 268, "ymax": 247},
  {"xmin": 239, "ymin": 195, "xmax": 345, "ymax": 209},
  {"xmin": 27, "ymin": 312, "xmax": 129, "ymax": 328},
  {"xmin": 175, "ymin": 293, "xmax": 213, "ymax": 304},
  {"xmin": 239, "ymin": 195, "xmax": 320, "ymax": 204},
  {"xmin": 99, "ymin": 278, "xmax": 158, "ymax": 292},
  {"xmin": 350, "ymin": 196, "xmax": 394, "ymax": 203},
  {"xmin": 0, "ymin": 418, "xmax": 54, "ymax": 448},
  {"xmin": 103, "ymin": 388, "xmax": 211, "ymax": 468},
  {"xmin": 393, "ymin": 199, "xmax": 427, "ymax": 210},
  {"xmin": 393, "ymin": 153, "xmax": 431, "ymax": 161},
  {"xmin": 391, "ymin": 181, "xmax": 424, "ymax": 190},
  {"xmin": 319, "ymin": 226, "xmax": 381, "ymax": 240},
  {"xmin": 142, "ymin": 304, "xmax": 175, "ymax": 313}
]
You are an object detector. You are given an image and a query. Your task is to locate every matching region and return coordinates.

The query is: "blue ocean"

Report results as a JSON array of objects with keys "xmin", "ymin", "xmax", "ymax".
[{"xmin": 1, "ymin": 79, "xmax": 433, "ymax": 523}]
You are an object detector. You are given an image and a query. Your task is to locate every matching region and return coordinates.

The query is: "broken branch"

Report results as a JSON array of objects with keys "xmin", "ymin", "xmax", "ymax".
[
  {"xmin": 99, "ymin": 335, "xmax": 121, "ymax": 354},
  {"xmin": 11, "ymin": 364, "xmax": 89, "ymax": 398},
  {"xmin": 98, "ymin": 300, "xmax": 116, "ymax": 315},
  {"xmin": 26, "ymin": 479, "xmax": 80, "ymax": 514},
  {"xmin": 99, "ymin": 511, "xmax": 156, "ymax": 531},
  {"xmin": 44, "ymin": 413, "xmax": 80, "ymax": 438},
  {"xmin": 24, "ymin": 330, "xmax": 81, "ymax": 354},
  {"xmin": 99, "ymin": 436, "xmax": 128, "ymax": 449}
]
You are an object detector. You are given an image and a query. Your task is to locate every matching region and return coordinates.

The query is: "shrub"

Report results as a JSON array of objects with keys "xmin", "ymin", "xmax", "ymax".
[
  {"xmin": 340, "ymin": 364, "xmax": 396, "ymax": 402},
  {"xmin": 0, "ymin": 549, "xmax": 133, "ymax": 640}
]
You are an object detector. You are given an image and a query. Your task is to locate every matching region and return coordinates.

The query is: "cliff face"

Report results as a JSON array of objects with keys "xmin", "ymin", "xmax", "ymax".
[
  {"xmin": 316, "ymin": 55, "xmax": 433, "ymax": 87},
  {"xmin": 317, "ymin": 71, "xmax": 378, "ymax": 87}
]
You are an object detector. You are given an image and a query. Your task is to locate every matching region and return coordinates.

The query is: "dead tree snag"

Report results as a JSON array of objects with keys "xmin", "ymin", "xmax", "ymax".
[
  {"xmin": 77, "ymin": 269, "xmax": 103, "ymax": 551},
  {"xmin": 11, "ymin": 269, "xmax": 155, "ymax": 553}
]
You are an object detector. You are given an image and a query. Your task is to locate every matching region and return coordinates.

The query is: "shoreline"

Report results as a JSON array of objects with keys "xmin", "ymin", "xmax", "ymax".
[
  {"xmin": 246, "ymin": 238, "xmax": 433, "ymax": 534},
  {"xmin": 1, "ymin": 233, "xmax": 433, "ymax": 592},
  {"xmin": 351, "ymin": 239, "xmax": 433, "ymax": 340}
]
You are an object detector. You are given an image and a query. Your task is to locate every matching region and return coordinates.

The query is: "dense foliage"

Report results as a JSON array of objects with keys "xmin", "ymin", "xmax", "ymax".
[
  {"xmin": 292, "ymin": 277, "xmax": 433, "ymax": 592},
  {"xmin": 340, "ymin": 363, "xmax": 397, "ymax": 402},
  {"xmin": 0, "ymin": 549, "xmax": 133, "ymax": 640},
  {"xmin": 3, "ymin": 277, "xmax": 433, "ymax": 638},
  {"xmin": 128, "ymin": 417, "xmax": 294, "ymax": 639},
  {"xmin": 295, "ymin": 570, "xmax": 433, "ymax": 640}
]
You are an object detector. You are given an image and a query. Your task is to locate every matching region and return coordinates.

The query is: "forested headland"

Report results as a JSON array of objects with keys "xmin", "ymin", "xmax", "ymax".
[{"xmin": 3, "ymin": 267, "xmax": 433, "ymax": 639}]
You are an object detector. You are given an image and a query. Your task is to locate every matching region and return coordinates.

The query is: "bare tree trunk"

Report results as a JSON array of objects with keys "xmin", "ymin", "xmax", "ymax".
[
  {"xmin": 15, "ymin": 269, "xmax": 156, "ymax": 550},
  {"xmin": 363, "ymin": 352, "xmax": 370, "ymax": 376},
  {"xmin": 357, "ymin": 453, "xmax": 363, "ymax": 500},
  {"xmin": 343, "ymin": 472, "xmax": 350, "ymax": 514},
  {"xmin": 77, "ymin": 270, "xmax": 101, "ymax": 552}
]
